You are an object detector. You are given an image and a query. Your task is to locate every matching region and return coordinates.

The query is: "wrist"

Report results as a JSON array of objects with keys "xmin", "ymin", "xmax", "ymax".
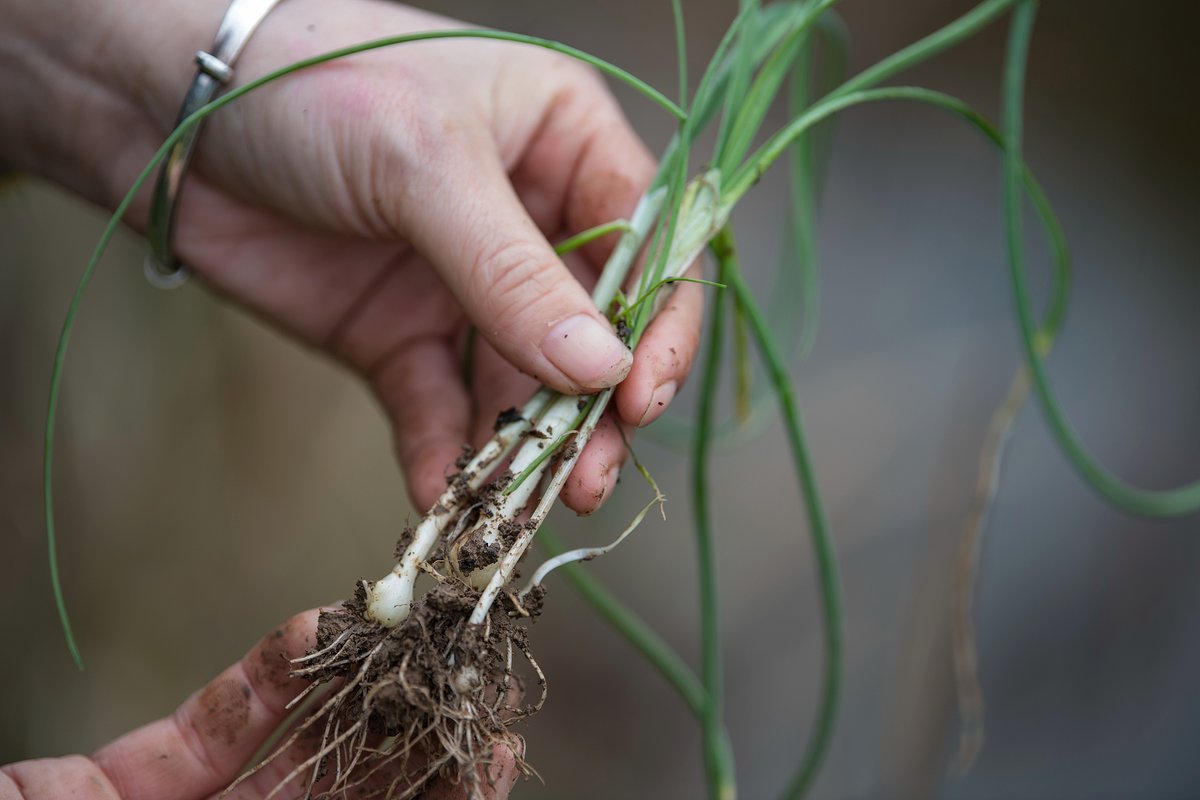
[{"xmin": 0, "ymin": 0, "xmax": 230, "ymax": 209}]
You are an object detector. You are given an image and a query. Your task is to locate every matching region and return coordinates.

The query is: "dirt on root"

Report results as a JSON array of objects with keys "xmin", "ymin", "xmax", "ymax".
[{"xmin": 243, "ymin": 578, "xmax": 544, "ymax": 800}]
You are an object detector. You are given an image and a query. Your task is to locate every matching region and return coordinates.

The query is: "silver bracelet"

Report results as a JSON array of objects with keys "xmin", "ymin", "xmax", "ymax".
[{"xmin": 144, "ymin": 0, "xmax": 284, "ymax": 289}]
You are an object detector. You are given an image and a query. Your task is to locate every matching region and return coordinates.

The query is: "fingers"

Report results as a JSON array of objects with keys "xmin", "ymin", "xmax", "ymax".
[
  {"xmin": 371, "ymin": 337, "xmax": 472, "ymax": 510},
  {"xmin": 560, "ymin": 408, "xmax": 630, "ymax": 516},
  {"xmin": 1, "ymin": 756, "xmax": 122, "ymax": 800},
  {"xmin": 508, "ymin": 71, "xmax": 658, "ymax": 269},
  {"xmin": 400, "ymin": 137, "xmax": 631, "ymax": 397},
  {"xmin": 615, "ymin": 264, "xmax": 705, "ymax": 428},
  {"xmin": 89, "ymin": 611, "xmax": 319, "ymax": 800},
  {"xmin": 562, "ymin": 99, "xmax": 659, "ymax": 271}
]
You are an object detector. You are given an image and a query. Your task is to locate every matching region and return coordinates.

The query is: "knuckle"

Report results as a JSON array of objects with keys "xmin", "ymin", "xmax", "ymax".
[{"xmin": 471, "ymin": 243, "xmax": 570, "ymax": 343}]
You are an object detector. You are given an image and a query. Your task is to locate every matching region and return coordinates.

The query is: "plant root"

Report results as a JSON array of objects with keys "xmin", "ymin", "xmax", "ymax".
[{"xmin": 231, "ymin": 581, "xmax": 542, "ymax": 800}]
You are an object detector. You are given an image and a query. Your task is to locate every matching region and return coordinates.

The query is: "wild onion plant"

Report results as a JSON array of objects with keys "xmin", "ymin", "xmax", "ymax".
[{"xmin": 41, "ymin": 0, "xmax": 1200, "ymax": 797}]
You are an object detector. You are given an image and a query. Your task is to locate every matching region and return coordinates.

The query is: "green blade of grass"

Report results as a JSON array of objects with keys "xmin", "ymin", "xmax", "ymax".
[
  {"xmin": 503, "ymin": 397, "xmax": 594, "ymax": 497},
  {"xmin": 650, "ymin": 87, "xmax": 1070, "ymax": 471},
  {"xmin": 732, "ymin": 288, "xmax": 752, "ymax": 421},
  {"xmin": 43, "ymin": 27, "xmax": 688, "ymax": 666},
  {"xmin": 806, "ymin": 12, "xmax": 849, "ymax": 199},
  {"xmin": 711, "ymin": 0, "xmax": 764, "ymax": 169},
  {"xmin": 672, "ymin": 0, "xmax": 689, "ymax": 112},
  {"xmin": 617, "ymin": 276, "xmax": 726, "ymax": 325},
  {"xmin": 693, "ymin": 235, "xmax": 737, "ymax": 800},
  {"xmin": 649, "ymin": 15, "xmax": 847, "ymax": 452},
  {"xmin": 1001, "ymin": 2, "xmax": 1200, "ymax": 515},
  {"xmin": 553, "ymin": 219, "xmax": 635, "ymax": 256},
  {"xmin": 833, "ymin": 0, "xmax": 1019, "ymax": 99},
  {"xmin": 630, "ymin": 142, "xmax": 692, "ymax": 344},
  {"xmin": 716, "ymin": 0, "xmax": 840, "ymax": 177},
  {"xmin": 784, "ymin": 23, "xmax": 821, "ymax": 361},
  {"xmin": 717, "ymin": 232, "xmax": 842, "ymax": 800},
  {"xmin": 660, "ymin": 1, "xmax": 812, "ymax": 188},
  {"xmin": 730, "ymin": 0, "xmax": 1024, "ymax": 195}
]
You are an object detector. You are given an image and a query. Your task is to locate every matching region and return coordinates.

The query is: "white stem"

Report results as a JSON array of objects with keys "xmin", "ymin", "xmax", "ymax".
[
  {"xmin": 469, "ymin": 392, "xmax": 610, "ymax": 625},
  {"xmin": 365, "ymin": 390, "xmax": 549, "ymax": 627},
  {"xmin": 591, "ymin": 187, "xmax": 667, "ymax": 310},
  {"xmin": 462, "ymin": 393, "xmax": 584, "ymax": 590},
  {"xmin": 498, "ymin": 394, "xmax": 583, "ymax": 515}
]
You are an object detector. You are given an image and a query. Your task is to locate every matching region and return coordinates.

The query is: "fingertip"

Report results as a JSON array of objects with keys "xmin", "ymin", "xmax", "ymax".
[
  {"xmin": 487, "ymin": 740, "xmax": 522, "ymax": 798},
  {"xmin": 561, "ymin": 413, "xmax": 628, "ymax": 515},
  {"xmin": 403, "ymin": 438, "xmax": 465, "ymax": 511},
  {"xmin": 615, "ymin": 272, "xmax": 703, "ymax": 427},
  {"xmin": 539, "ymin": 313, "xmax": 633, "ymax": 392}
]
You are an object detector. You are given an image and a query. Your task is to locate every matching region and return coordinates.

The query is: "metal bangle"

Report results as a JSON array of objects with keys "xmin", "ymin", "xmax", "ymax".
[{"xmin": 143, "ymin": 0, "xmax": 284, "ymax": 289}]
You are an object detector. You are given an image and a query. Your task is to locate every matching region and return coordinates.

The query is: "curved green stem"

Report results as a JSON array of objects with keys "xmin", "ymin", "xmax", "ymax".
[
  {"xmin": 731, "ymin": 0, "xmax": 1022, "ymax": 196},
  {"xmin": 833, "ymin": 0, "xmax": 1018, "ymax": 99},
  {"xmin": 651, "ymin": 85, "xmax": 1070, "ymax": 455},
  {"xmin": 554, "ymin": 220, "xmax": 634, "ymax": 257},
  {"xmin": 694, "ymin": 235, "xmax": 738, "ymax": 800},
  {"xmin": 719, "ymin": 231, "xmax": 842, "ymax": 800},
  {"xmin": 1002, "ymin": 3, "xmax": 1200, "ymax": 515}
]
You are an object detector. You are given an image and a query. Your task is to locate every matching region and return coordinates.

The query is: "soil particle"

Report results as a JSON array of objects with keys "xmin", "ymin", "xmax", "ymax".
[
  {"xmin": 195, "ymin": 677, "xmax": 252, "ymax": 747},
  {"xmin": 615, "ymin": 318, "xmax": 632, "ymax": 344},
  {"xmin": 393, "ymin": 526, "xmax": 416, "ymax": 560},
  {"xmin": 493, "ymin": 406, "xmax": 523, "ymax": 431},
  {"xmin": 248, "ymin": 623, "xmax": 300, "ymax": 693},
  {"xmin": 497, "ymin": 520, "xmax": 523, "ymax": 548},
  {"xmin": 457, "ymin": 535, "xmax": 499, "ymax": 573},
  {"xmin": 454, "ymin": 445, "xmax": 476, "ymax": 470},
  {"xmin": 521, "ymin": 584, "xmax": 548, "ymax": 617}
]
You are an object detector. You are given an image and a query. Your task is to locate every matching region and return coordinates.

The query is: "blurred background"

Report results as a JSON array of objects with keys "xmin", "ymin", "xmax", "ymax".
[{"xmin": 2, "ymin": 1, "xmax": 1198, "ymax": 798}]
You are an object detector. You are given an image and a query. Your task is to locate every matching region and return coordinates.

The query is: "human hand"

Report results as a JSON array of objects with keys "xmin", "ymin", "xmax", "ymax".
[
  {"xmin": 0, "ymin": 610, "xmax": 520, "ymax": 799},
  {"xmin": 3, "ymin": 0, "xmax": 702, "ymax": 514}
]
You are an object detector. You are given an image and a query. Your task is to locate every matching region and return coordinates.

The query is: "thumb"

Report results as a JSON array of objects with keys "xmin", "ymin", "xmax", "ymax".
[{"xmin": 401, "ymin": 143, "xmax": 631, "ymax": 394}]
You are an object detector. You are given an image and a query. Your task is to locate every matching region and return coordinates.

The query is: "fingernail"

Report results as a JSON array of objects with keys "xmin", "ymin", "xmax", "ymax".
[
  {"xmin": 639, "ymin": 380, "xmax": 677, "ymax": 427},
  {"xmin": 541, "ymin": 314, "xmax": 632, "ymax": 389}
]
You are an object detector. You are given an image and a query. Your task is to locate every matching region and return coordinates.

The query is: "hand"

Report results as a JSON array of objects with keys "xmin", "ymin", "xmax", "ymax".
[
  {"xmin": 3, "ymin": 0, "xmax": 703, "ymax": 514},
  {"xmin": 0, "ymin": 611, "xmax": 520, "ymax": 799}
]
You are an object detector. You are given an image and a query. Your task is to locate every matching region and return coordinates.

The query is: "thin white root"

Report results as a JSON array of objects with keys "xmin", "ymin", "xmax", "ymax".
[
  {"xmin": 519, "ymin": 491, "xmax": 662, "ymax": 598},
  {"xmin": 290, "ymin": 627, "xmax": 353, "ymax": 664}
]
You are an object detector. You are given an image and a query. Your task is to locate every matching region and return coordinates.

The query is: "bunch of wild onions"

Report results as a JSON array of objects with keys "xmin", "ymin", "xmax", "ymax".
[{"xmin": 42, "ymin": 0, "xmax": 1200, "ymax": 798}]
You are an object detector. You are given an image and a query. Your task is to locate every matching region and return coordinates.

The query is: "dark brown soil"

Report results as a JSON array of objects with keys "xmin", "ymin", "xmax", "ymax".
[{"xmin": 241, "ymin": 570, "xmax": 543, "ymax": 799}]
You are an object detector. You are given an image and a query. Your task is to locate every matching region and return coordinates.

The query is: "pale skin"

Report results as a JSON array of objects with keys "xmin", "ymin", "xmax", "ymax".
[{"xmin": 1, "ymin": 0, "xmax": 702, "ymax": 795}]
